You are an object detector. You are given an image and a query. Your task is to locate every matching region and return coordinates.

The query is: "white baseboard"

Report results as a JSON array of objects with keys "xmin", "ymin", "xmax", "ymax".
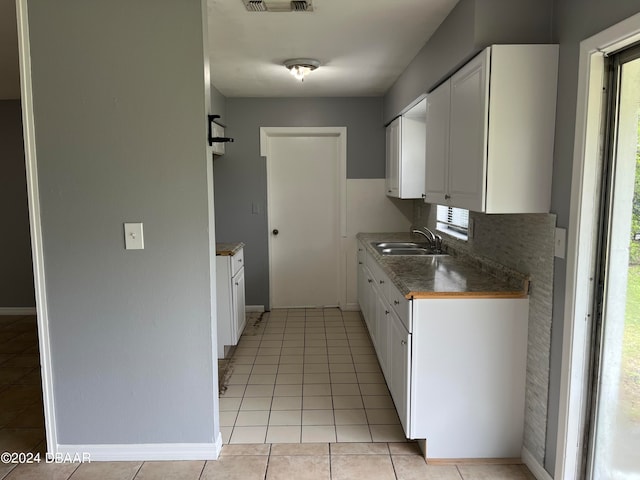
[
  {"xmin": 0, "ymin": 307, "xmax": 37, "ymax": 315},
  {"xmin": 245, "ymin": 305, "xmax": 265, "ymax": 313},
  {"xmin": 214, "ymin": 431, "xmax": 223, "ymax": 458},
  {"xmin": 522, "ymin": 446, "xmax": 553, "ymax": 480},
  {"xmin": 56, "ymin": 442, "xmax": 219, "ymax": 461},
  {"xmin": 341, "ymin": 303, "xmax": 360, "ymax": 312}
]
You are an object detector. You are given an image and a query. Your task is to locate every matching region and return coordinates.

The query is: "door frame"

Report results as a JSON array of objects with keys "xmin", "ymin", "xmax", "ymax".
[
  {"xmin": 15, "ymin": 0, "xmax": 58, "ymax": 452},
  {"xmin": 556, "ymin": 11, "xmax": 640, "ymax": 479},
  {"xmin": 260, "ymin": 127, "xmax": 347, "ymax": 309}
]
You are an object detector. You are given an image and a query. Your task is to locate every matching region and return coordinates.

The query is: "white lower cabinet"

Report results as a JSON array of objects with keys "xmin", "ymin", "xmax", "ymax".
[
  {"xmin": 386, "ymin": 307, "xmax": 411, "ymax": 435},
  {"xmin": 357, "ymin": 240, "xmax": 528, "ymax": 459},
  {"xmin": 216, "ymin": 248, "xmax": 246, "ymax": 359}
]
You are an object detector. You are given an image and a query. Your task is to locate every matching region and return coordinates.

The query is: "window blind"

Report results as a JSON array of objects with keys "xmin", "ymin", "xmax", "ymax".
[{"xmin": 436, "ymin": 205, "xmax": 469, "ymax": 235}]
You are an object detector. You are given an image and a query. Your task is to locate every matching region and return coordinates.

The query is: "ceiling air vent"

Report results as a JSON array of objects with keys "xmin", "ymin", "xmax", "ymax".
[
  {"xmin": 291, "ymin": 1, "xmax": 313, "ymax": 12},
  {"xmin": 242, "ymin": 0, "xmax": 313, "ymax": 12},
  {"xmin": 243, "ymin": 0, "xmax": 267, "ymax": 12}
]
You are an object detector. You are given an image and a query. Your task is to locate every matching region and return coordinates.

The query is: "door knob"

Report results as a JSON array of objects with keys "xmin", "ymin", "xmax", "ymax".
[{"xmin": 272, "ymin": 229, "xmax": 279, "ymax": 235}]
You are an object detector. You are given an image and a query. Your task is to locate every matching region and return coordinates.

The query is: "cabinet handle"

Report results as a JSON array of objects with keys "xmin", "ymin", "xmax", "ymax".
[
  {"xmin": 401, "ymin": 340, "xmax": 407, "ymax": 346},
  {"xmin": 358, "ymin": 248, "xmax": 363, "ymax": 252},
  {"xmin": 388, "ymin": 190, "xmax": 392, "ymax": 193},
  {"xmin": 394, "ymin": 300, "xmax": 400, "ymax": 305},
  {"xmin": 358, "ymin": 261, "xmax": 363, "ymax": 265},
  {"xmin": 238, "ymin": 258, "xmax": 242, "ymax": 263},
  {"xmin": 368, "ymin": 279, "xmax": 373, "ymax": 283},
  {"xmin": 444, "ymin": 194, "xmax": 451, "ymax": 200},
  {"xmin": 379, "ymin": 280, "xmax": 384, "ymax": 285},
  {"xmin": 421, "ymin": 193, "xmax": 426, "ymax": 199},
  {"xmin": 235, "ymin": 282, "xmax": 239, "ymax": 286},
  {"xmin": 385, "ymin": 310, "xmax": 389, "ymax": 315}
]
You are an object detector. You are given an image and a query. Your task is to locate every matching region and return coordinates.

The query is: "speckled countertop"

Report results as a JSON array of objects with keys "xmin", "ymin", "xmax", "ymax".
[
  {"xmin": 357, "ymin": 233, "xmax": 528, "ymax": 299},
  {"xmin": 216, "ymin": 242, "xmax": 244, "ymax": 256}
]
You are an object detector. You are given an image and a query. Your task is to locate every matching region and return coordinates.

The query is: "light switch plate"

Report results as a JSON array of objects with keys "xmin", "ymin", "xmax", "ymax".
[
  {"xmin": 124, "ymin": 223, "xmax": 144, "ymax": 250},
  {"xmin": 555, "ymin": 227, "xmax": 566, "ymax": 259}
]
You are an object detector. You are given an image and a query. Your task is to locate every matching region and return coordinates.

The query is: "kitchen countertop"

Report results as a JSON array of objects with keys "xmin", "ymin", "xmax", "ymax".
[
  {"xmin": 357, "ymin": 233, "xmax": 528, "ymax": 299},
  {"xmin": 216, "ymin": 242, "xmax": 244, "ymax": 256}
]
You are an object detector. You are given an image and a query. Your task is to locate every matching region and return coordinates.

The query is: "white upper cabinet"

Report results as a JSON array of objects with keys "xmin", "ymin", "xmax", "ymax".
[
  {"xmin": 424, "ymin": 80, "xmax": 450, "ymax": 206},
  {"xmin": 424, "ymin": 44, "xmax": 559, "ymax": 213},
  {"xmin": 385, "ymin": 98, "xmax": 427, "ymax": 199},
  {"xmin": 385, "ymin": 117, "xmax": 401, "ymax": 197}
]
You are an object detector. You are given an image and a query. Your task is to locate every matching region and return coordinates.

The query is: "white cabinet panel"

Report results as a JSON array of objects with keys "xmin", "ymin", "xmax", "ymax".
[
  {"xmin": 411, "ymin": 298, "xmax": 528, "ymax": 458},
  {"xmin": 448, "ymin": 49, "xmax": 489, "ymax": 212},
  {"xmin": 216, "ymin": 248, "xmax": 246, "ymax": 358},
  {"xmin": 387, "ymin": 308, "xmax": 411, "ymax": 434},
  {"xmin": 385, "ymin": 117, "xmax": 400, "ymax": 197},
  {"xmin": 424, "ymin": 80, "xmax": 450, "ymax": 206},
  {"xmin": 385, "ymin": 99, "xmax": 427, "ymax": 199},
  {"xmin": 233, "ymin": 267, "xmax": 246, "ymax": 342},
  {"xmin": 424, "ymin": 44, "xmax": 558, "ymax": 214}
]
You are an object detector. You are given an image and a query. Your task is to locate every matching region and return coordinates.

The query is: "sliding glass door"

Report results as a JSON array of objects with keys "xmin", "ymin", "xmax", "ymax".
[{"xmin": 589, "ymin": 46, "xmax": 640, "ymax": 479}]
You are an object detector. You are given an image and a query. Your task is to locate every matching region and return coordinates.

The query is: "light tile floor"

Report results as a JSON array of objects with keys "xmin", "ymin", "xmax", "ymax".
[
  {"xmin": 219, "ymin": 308, "xmax": 405, "ymax": 445},
  {"xmin": 0, "ymin": 312, "xmax": 536, "ymax": 479}
]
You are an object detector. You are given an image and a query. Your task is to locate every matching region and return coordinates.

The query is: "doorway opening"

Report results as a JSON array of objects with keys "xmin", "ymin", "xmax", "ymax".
[{"xmin": 260, "ymin": 127, "xmax": 347, "ymax": 310}]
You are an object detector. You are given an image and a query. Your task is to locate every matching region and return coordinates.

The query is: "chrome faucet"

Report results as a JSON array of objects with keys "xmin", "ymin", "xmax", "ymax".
[{"xmin": 410, "ymin": 225, "xmax": 442, "ymax": 253}]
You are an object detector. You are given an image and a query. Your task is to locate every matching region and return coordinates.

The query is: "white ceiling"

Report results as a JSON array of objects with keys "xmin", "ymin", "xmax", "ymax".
[
  {"xmin": 207, "ymin": 0, "xmax": 459, "ymax": 97},
  {"xmin": 0, "ymin": 0, "xmax": 459, "ymax": 100}
]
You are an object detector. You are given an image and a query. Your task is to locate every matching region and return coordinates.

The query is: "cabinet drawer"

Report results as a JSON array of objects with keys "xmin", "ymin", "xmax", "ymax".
[
  {"xmin": 368, "ymin": 257, "xmax": 388, "ymax": 293},
  {"xmin": 388, "ymin": 284, "xmax": 411, "ymax": 333},
  {"xmin": 357, "ymin": 242, "xmax": 366, "ymax": 267},
  {"xmin": 231, "ymin": 248, "xmax": 244, "ymax": 276}
]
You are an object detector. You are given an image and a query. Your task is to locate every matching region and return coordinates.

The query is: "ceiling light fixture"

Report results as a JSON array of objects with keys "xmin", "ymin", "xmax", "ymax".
[{"xmin": 284, "ymin": 58, "xmax": 320, "ymax": 82}]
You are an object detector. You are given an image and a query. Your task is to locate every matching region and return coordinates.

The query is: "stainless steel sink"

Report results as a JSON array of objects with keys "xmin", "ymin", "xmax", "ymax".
[
  {"xmin": 379, "ymin": 247, "xmax": 433, "ymax": 255},
  {"xmin": 371, "ymin": 241, "xmax": 447, "ymax": 256},
  {"xmin": 375, "ymin": 242, "xmax": 431, "ymax": 249}
]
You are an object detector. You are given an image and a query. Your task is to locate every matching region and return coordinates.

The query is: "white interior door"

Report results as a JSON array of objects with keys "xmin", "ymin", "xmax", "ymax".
[{"xmin": 267, "ymin": 134, "xmax": 340, "ymax": 308}]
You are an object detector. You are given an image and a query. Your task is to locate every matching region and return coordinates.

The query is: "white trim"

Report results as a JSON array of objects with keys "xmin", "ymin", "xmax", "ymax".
[
  {"xmin": 245, "ymin": 305, "xmax": 265, "ymax": 313},
  {"xmin": 522, "ymin": 446, "xmax": 553, "ymax": 480},
  {"xmin": 56, "ymin": 442, "xmax": 220, "ymax": 462},
  {"xmin": 16, "ymin": 0, "xmax": 58, "ymax": 454},
  {"xmin": 260, "ymin": 127, "xmax": 348, "ymax": 309},
  {"xmin": 556, "ymin": 11, "xmax": 640, "ymax": 480},
  {"xmin": 0, "ymin": 307, "xmax": 37, "ymax": 315},
  {"xmin": 341, "ymin": 303, "xmax": 360, "ymax": 312}
]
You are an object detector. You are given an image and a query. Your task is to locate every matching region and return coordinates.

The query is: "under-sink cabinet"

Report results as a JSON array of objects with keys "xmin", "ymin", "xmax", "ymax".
[
  {"xmin": 357, "ymin": 240, "xmax": 528, "ymax": 459},
  {"xmin": 216, "ymin": 246, "xmax": 246, "ymax": 358},
  {"xmin": 424, "ymin": 44, "xmax": 559, "ymax": 213}
]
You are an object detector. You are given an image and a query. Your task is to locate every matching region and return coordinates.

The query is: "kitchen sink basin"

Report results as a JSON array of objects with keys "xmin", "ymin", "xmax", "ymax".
[
  {"xmin": 375, "ymin": 242, "xmax": 431, "ymax": 249},
  {"xmin": 371, "ymin": 241, "xmax": 447, "ymax": 256}
]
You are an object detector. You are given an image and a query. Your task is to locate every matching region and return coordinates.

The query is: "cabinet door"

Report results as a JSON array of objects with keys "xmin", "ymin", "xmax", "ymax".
[
  {"xmin": 448, "ymin": 49, "xmax": 490, "ymax": 212},
  {"xmin": 357, "ymin": 260, "xmax": 368, "ymax": 321},
  {"xmin": 385, "ymin": 117, "xmax": 401, "ymax": 197},
  {"xmin": 232, "ymin": 267, "xmax": 246, "ymax": 344},
  {"xmin": 424, "ymin": 79, "xmax": 450, "ymax": 206},
  {"xmin": 387, "ymin": 309, "xmax": 411, "ymax": 435},
  {"xmin": 366, "ymin": 270, "xmax": 377, "ymax": 340},
  {"xmin": 375, "ymin": 295, "xmax": 390, "ymax": 379}
]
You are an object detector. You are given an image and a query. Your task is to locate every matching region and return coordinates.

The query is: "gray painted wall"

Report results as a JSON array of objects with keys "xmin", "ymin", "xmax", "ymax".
[
  {"xmin": 27, "ymin": 0, "xmax": 217, "ymax": 444},
  {"xmin": 546, "ymin": 0, "xmax": 640, "ymax": 472},
  {"xmin": 214, "ymin": 97, "xmax": 384, "ymax": 308},
  {"xmin": 383, "ymin": 0, "xmax": 553, "ymax": 123},
  {"xmin": 211, "ymin": 85, "xmax": 227, "ymax": 121},
  {"xmin": 0, "ymin": 100, "xmax": 34, "ymax": 308}
]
